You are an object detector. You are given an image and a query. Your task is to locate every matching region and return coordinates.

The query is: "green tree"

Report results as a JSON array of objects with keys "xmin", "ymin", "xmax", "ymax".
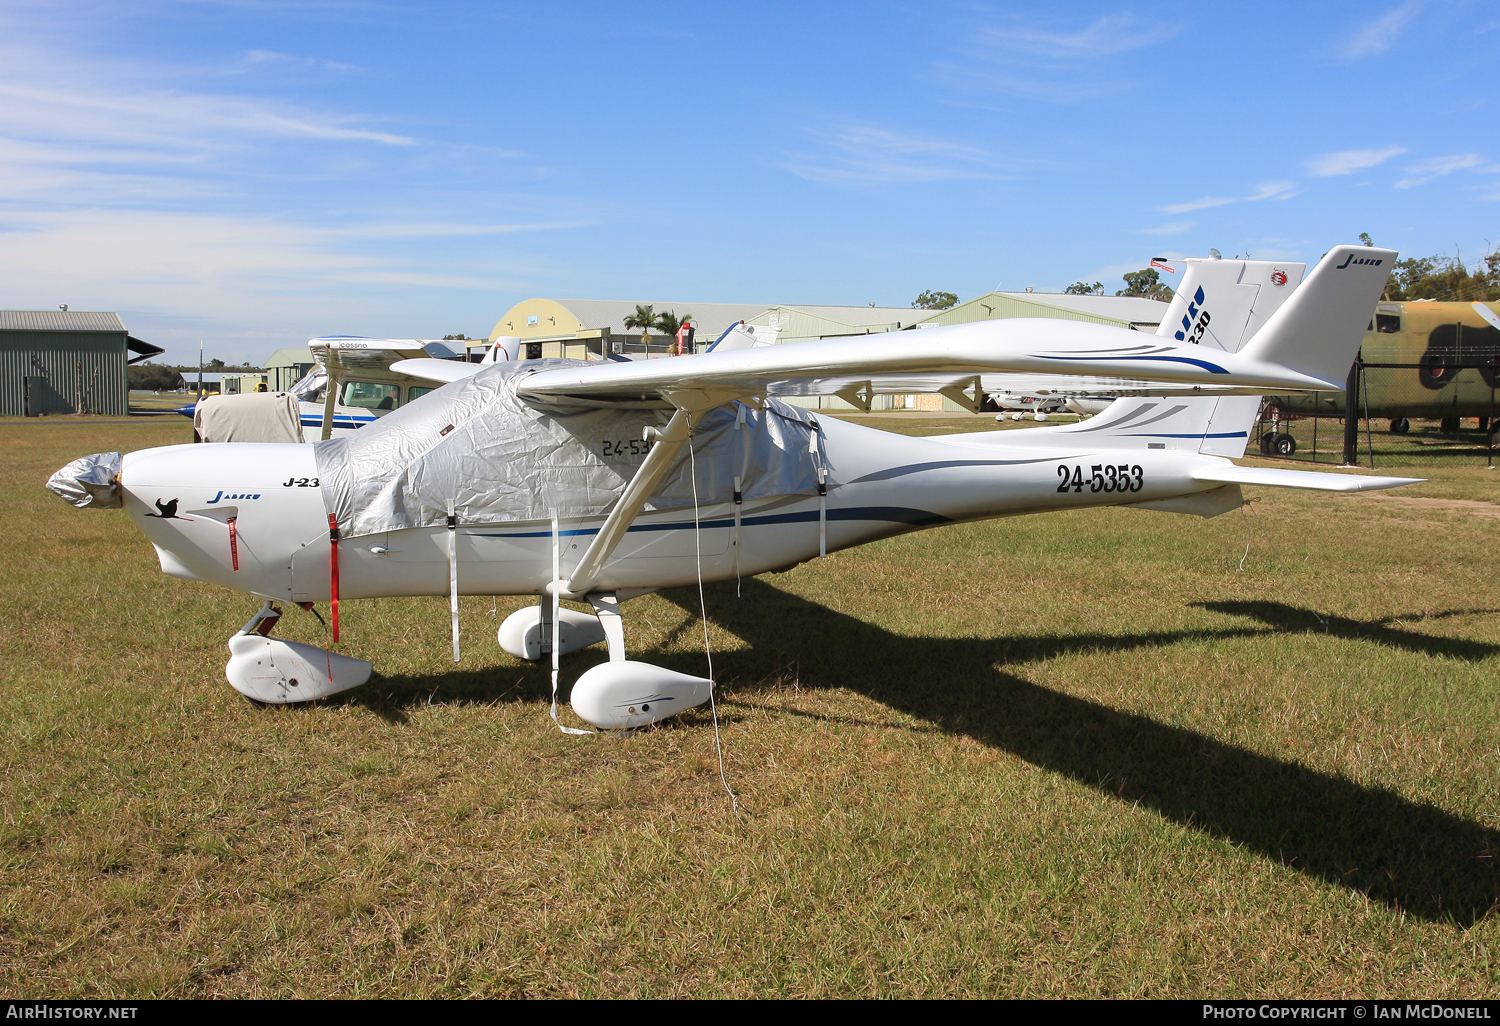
[
  {"xmin": 126, "ymin": 362, "xmax": 184, "ymax": 391},
  {"xmin": 1116, "ymin": 268, "xmax": 1174, "ymax": 302},
  {"xmin": 654, "ymin": 310, "xmax": 694, "ymax": 337},
  {"xmin": 1381, "ymin": 249, "xmax": 1500, "ymax": 302},
  {"xmin": 912, "ymin": 290, "xmax": 958, "ymax": 310},
  {"xmin": 623, "ymin": 304, "xmax": 657, "ymax": 343},
  {"xmin": 1065, "ymin": 281, "xmax": 1103, "ymax": 295},
  {"xmin": 208, "ymin": 357, "xmax": 225, "ymax": 369},
  {"xmin": 1359, "ymin": 232, "xmax": 1374, "ymax": 247},
  {"xmin": 443, "ymin": 334, "xmax": 469, "ymax": 340}
]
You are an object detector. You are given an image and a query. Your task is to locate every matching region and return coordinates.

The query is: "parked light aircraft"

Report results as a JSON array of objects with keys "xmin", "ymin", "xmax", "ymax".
[
  {"xmin": 48, "ymin": 245, "xmax": 1418, "ymax": 731},
  {"xmin": 186, "ymin": 336, "xmax": 513, "ymax": 442}
]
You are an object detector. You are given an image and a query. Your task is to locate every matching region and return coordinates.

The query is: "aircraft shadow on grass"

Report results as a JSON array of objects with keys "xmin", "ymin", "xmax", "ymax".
[{"xmin": 356, "ymin": 583, "xmax": 1500, "ymax": 926}]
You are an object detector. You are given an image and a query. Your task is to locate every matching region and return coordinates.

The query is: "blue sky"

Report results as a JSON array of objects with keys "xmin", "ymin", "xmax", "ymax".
[{"xmin": 1, "ymin": 1, "xmax": 1496, "ymax": 364}]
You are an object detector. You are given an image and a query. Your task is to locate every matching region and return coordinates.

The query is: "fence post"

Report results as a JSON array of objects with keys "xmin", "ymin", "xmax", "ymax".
[{"xmin": 1342, "ymin": 360, "xmax": 1360, "ymax": 466}]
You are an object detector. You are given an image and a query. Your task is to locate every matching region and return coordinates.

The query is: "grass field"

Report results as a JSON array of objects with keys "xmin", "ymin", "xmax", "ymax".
[{"xmin": 3, "ymin": 414, "xmax": 1500, "ymax": 998}]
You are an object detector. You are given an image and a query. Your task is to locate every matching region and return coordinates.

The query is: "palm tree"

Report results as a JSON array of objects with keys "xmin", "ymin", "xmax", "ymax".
[
  {"xmin": 623, "ymin": 304, "xmax": 657, "ymax": 346},
  {"xmin": 654, "ymin": 310, "xmax": 695, "ymax": 353}
]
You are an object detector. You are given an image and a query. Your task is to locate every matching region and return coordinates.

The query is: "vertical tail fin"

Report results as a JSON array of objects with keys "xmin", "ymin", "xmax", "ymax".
[
  {"xmin": 1238, "ymin": 245, "xmax": 1397, "ymax": 384},
  {"xmin": 1155, "ymin": 256, "xmax": 1306, "ymax": 353},
  {"xmin": 1069, "ymin": 257, "xmax": 1309, "ymax": 457}
]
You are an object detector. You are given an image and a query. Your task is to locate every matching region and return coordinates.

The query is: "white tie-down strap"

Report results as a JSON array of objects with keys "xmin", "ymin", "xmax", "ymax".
[
  {"xmin": 733, "ymin": 404, "xmax": 749, "ymax": 585},
  {"xmin": 447, "ymin": 498, "xmax": 460, "ymax": 662},
  {"xmin": 550, "ymin": 510, "xmax": 593, "ymax": 736},
  {"xmin": 809, "ymin": 419, "xmax": 827, "ymax": 558}
]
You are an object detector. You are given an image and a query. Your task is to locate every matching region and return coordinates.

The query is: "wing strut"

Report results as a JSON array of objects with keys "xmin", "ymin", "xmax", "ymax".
[
  {"xmin": 320, "ymin": 348, "xmax": 341, "ymax": 441},
  {"xmin": 565, "ymin": 408, "xmax": 692, "ymax": 595}
]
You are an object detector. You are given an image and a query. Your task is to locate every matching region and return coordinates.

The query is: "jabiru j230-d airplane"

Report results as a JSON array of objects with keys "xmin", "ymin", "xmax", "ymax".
[{"xmin": 48, "ymin": 245, "xmax": 1417, "ymax": 731}]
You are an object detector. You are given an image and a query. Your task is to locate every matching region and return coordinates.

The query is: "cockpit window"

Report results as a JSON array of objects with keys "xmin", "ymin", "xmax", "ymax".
[
  {"xmin": 1375, "ymin": 314, "xmax": 1401, "ymax": 334},
  {"xmin": 341, "ymin": 381, "xmax": 401, "ymax": 411},
  {"xmin": 408, "ymin": 386, "xmax": 436, "ymax": 402}
]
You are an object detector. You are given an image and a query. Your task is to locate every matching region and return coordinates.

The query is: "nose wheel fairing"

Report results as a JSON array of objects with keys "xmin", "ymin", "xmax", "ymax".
[
  {"xmin": 224, "ymin": 600, "xmax": 372, "ymax": 704},
  {"xmin": 225, "ymin": 634, "xmax": 373, "ymax": 704}
]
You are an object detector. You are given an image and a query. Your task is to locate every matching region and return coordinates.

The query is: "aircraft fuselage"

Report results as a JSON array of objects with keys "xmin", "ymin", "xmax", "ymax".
[{"xmin": 122, "ymin": 414, "xmax": 1231, "ymax": 603}]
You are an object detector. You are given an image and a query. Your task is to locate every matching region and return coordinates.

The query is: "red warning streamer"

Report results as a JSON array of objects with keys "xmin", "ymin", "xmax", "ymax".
[
  {"xmin": 228, "ymin": 516, "xmax": 239, "ymax": 571},
  {"xmin": 328, "ymin": 513, "xmax": 340, "ymax": 643}
]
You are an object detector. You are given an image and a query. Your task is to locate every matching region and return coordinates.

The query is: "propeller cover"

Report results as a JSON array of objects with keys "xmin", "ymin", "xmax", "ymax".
[{"xmin": 47, "ymin": 451, "xmax": 123, "ymax": 509}]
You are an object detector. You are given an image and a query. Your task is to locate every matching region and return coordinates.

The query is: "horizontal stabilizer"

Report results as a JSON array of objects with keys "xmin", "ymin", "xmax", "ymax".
[
  {"xmin": 1192, "ymin": 466, "xmax": 1422, "ymax": 492},
  {"xmin": 389, "ymin": 358, "xmax": 482, "ymax": 384}
]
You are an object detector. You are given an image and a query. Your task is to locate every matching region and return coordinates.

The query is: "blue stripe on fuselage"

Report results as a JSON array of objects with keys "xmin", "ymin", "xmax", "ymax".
[{"xmin": 469, "ymin": 505, "xmax": 949, "ymax": 540}]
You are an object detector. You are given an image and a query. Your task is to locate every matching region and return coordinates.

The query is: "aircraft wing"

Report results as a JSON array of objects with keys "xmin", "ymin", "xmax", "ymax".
[{"xmin": 512, "ymin": 318, "xmax": 1341, "ymax": 411}]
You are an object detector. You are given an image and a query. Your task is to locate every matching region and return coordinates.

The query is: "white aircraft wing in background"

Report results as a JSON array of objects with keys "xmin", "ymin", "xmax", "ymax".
[
  {"xmin": 509, "ymin": 320, "xmax": 1338, "ymax": 411},
  {"xmin": 512, "ymin": 244, "xmax": 1393, "ymax": 412}
]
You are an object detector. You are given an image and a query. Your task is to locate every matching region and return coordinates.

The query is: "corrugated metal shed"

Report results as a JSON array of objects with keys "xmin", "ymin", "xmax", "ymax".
[
  {"xmin": 264, "ymin": 348, "xmax": 315, "ymax": 391},
  {"xmin": 0, "ymin": 310, "xmax": 160, "ymax": 417},
  {"xmin": 0, "ymin": 310, "xmax": 127, "ymax": 332}
]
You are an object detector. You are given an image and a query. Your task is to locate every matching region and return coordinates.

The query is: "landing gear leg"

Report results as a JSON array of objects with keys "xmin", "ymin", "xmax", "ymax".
[
  {"xmin": 586, "ymin": 592, "xmax": 627, "ymax": 662},
  {"xmin": 238, "ymin": 599, "xmax": 282, "ymax": 637}
]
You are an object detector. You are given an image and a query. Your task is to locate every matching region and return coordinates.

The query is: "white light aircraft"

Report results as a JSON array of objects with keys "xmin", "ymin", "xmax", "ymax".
[
  {"xmin": 187, "ymin": 336, "xmax": 513, "ymax": 442},
  {"xmin": 48, "ymin": 245, "xmax": 1418, "ymax": 731}
]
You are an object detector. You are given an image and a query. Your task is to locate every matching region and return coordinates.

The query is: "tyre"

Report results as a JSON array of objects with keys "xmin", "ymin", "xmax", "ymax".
[
  {"xmin": 1273, "ymin": 433, "xmax": 1297, "ymax": 457},
  {"xmin": 1389, "ymin": 418, "xmax": 1410, "ymax": 435},
  {"xmin": 1259, "ymin": 433, "xmax": 1274, "ymax": 456},
  {"xmin": 1441, "ymin": 416, "xmax": 1460, "ymax": 434}
]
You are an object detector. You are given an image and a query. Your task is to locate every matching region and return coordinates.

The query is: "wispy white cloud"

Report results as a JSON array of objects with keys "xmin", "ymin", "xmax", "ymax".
[
  {"xmin": 1162, "ymin": 196, "xmax": 1233, "ymax": 214},
  {"xmin": 783, "ymin": 125, "xmax": 1013, "ymax": 184},
  {"xmin": 0, "ymin": 31, "xmax": 576, "ymax": 360},
  {"xmin": 1160, "ymin": 181, "xmax": 1296, "ymax": 214},
  {"xmin": 1305, "ymin": 146, "xmax": 1406, "ymax": 177},
  {"xmin": 1246, "ymin": 181, "xmax": 1297, "ymax": 201},
  {"xmin": 0, "ymin": 82, "xmax": 413, "ymax": 147},
  {"xmin": 0, "ymin": 207, "xmax": 556, "ymax": 360},
  {"xmin": 939, "ymin": 14, "xmax": 1181, "ymax": 103},
  {"xmin": 1395, "ymin": 153, "xmax": 1484, "ymax": 188},
  {"xmin": 0, "ymin": 209, "xmax": 566, "ymax": 291},
  {"xmin": 1340, "ymin": 2, "xmax": 1422, "ymax": 58},
  {"xmin": 1137, "ymin": 221, "xmax": 1195, "ymax": 236},
  {"xmin": 340, "ymin": 220, "xmax": 594, "ymax": 239},
  {"xmin": 979, "ymin": 16, "xmax": 1181, "ymax": 59},
  {"xmin": 242, "ymin": 49, "xmax": 357, "ymax": 73}
]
